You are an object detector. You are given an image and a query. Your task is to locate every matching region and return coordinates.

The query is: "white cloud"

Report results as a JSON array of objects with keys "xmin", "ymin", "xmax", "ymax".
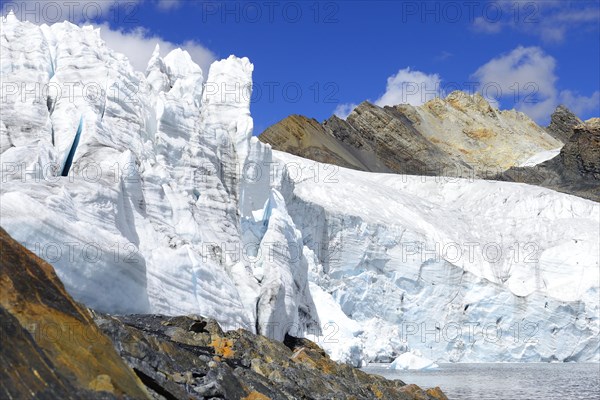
[
  {"xmin": 472, "ymin": 46, "xmax": 599, "ymax": 123},
  {"xmin": 559, "ymin": 91, "xmax": 600, "ymax": 117},
  {"xmin": 517, "ymin": 97, "xmax": 559, "ymax": 123},
  {"xmin": 374, "ymin": 68, "xmax": 443, "ymax": 107},
  {"xmin": 538, "ymin": 27, "xmax": 566, "ymax": 43},
  {"xmin": 333, "ymin": 103, "xmax": 358, "ymax": 119},
  {"xmin": 435, "ymin": 51, "xmax": 453, "ymax": 62},
  {"xmin": 471, "ymin": 0, "xmax": 600, "ymax": 44},
  {"xmin": 472, "ymin": 16, "xmax": 502, "ymax": 34},
  {"xmin": 97, "ymin": 23, "xmax": 216, "ymax": 76},
  {"xmin": 333, "ymin": 68, "xmax": 444, "ymax": 119},
  {"xmin": 472, "ymin": 46, "xmax": 558, "ymax": 121},
  {"xmin": 472, "ymin": 47, "xmax": 557, "ymax": 99},
  {"xmin": 156, "ymin": 0, "xmax": 182, "ymax": 11}
]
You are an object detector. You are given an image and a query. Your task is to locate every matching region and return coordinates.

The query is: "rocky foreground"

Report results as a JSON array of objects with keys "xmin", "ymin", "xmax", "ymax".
[
  {"xmin": 0, "ymin": 227, "xmax": 447, "ymax": 400},
  {"xmin": 94, "ymin": 314, "xmax": 448, "ymax": 400},
  {"xmin": 0, "ymin": 227, "xmax": 146, "ymax": 399}
]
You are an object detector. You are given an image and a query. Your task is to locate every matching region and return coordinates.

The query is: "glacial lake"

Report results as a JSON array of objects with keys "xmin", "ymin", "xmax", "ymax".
[{"xmin": 362, "ymin": 363, "xmax": 600, "ymax": 400}]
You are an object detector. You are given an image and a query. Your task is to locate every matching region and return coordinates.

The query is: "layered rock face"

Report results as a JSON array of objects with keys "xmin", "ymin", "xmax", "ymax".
[
  {"xmin": 259, "ymin": 107, "xmax": 469, "ymax": 176},
  {"xmin": 0, "ymin": 227, "xmax": 149, "ymax": 399},
  {"xmin": 545, "ymin": 105, "xmax": 583, "ymax": 143},
  {"xmin": 259, "ymin": 92, "xmax": 562, "ymax": 178},
  {"xmin": 95, "ymin": 313, "xmax": 447, "ymax": 400},
  {"xmin": 496, "ymin": 118, "xmax": 600, "ymax": 201},
  {"xmin": 257, "ymin": 114, "xmax": 372, "ymax": 170}
]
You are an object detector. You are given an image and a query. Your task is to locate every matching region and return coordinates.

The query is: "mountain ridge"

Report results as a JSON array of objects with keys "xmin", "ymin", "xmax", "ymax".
[{"xmin": 259, "ymin": 92, "xmax": 565, "ymax": 179}]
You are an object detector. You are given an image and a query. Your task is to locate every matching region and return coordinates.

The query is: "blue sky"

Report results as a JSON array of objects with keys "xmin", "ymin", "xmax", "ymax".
[{"xmin": 5, "ymin": 0, "xmax": 600, "ymax": 133}]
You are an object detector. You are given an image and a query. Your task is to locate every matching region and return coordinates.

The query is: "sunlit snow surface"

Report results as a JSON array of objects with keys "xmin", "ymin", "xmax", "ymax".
[
  {"xmin": 273, "ymin": 150, "xmax": 599, "ymax": 363},
  {"xmin": 1, "ymin": 15, "xmax": 598, "ymax": 365},
  {"xmin": 519, "ymin": 148, "xmax": 562, "ymax": 167}
]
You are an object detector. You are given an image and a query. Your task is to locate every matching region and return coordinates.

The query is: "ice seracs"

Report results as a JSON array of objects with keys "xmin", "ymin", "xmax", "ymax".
[
  {"xmin": 390, "ymin": 351, "xmax": 439, "ymax": 371},
  {"xmin": 0, "ymin": 15, "xmax": 316, "ymax": 335},
  {"xmin": 1, "ymin": 14, "xmax": 598, "ymax": 366},
  {"xmin": 270, "ymin": 150, "xmax": 599, "ymax": 364}
]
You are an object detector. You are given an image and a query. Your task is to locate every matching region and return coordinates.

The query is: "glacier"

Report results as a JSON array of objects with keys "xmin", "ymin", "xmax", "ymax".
[
  {"xmin": 270, "ymin": 150, "xmax": 599, "ymax": 364},
  {"xmin": 1, "ymin": 14, "xmax": 598, "ymax": 366}
]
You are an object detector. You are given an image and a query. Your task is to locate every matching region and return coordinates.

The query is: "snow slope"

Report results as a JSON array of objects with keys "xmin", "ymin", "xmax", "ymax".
[
  {"xmin": 1, "ymin": 14, "xmax": 598, "ymax": 365},
  {"xmin": 270, "ymin": 150, "xmax": 600, "ymax": 363},
  {"xmin": 519, "ymin": 148, "xmax": 562, "ymax": 167}
]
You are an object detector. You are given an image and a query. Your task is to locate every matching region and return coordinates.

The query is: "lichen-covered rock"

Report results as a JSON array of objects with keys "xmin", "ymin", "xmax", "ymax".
[
  {"xmin": 94, "ymin": 314, "xmax": 446, "ymax": 400},
  {"xmin": 0, "ymin": 227, "xmax": 149, "ymax": 399}
]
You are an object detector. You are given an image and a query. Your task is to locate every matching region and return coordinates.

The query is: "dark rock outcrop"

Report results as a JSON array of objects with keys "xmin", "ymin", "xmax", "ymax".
[
  {"xmin": 495, "ymin": 119, "xmax": 600, "ymax": 202},
  {"xmin": 94, "ymin": 314, "xmax": 448, "ymax": 400},
  {"xmin": 0, "ymin": 227, "xmax": 149, "ymax": 399},
  {"xmin": 545, "ymin": 105, "xmax": 583, "ymax": 143}
]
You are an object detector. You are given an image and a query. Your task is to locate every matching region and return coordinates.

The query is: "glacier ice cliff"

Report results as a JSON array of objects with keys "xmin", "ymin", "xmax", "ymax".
[
  {"xmin": 0, "ymin": 14, "xmax": 318, "ymax": 339},
  {"xmin": 270, "ymin": 151, "xmax": 599, "ymax": 363},
  {"xmin": 1, "ymin": 14, "xmax": 598, "ymax": 365}
]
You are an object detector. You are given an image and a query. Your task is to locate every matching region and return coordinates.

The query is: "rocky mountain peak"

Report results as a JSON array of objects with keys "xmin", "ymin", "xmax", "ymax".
[
  {"xmin": 562, "ymin": 119, "xmax": 600, "ymax": 179},
  {"xmin": 546, "ymin": 104, "xmax": 583, "ymax": 143},
  {"xmin": 260, "ymin": 90, "xmax": 561, "ymax": 176},
  {"xmin": 443, "ymin": 91, "xmax": 496, "ymax": 116}
]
